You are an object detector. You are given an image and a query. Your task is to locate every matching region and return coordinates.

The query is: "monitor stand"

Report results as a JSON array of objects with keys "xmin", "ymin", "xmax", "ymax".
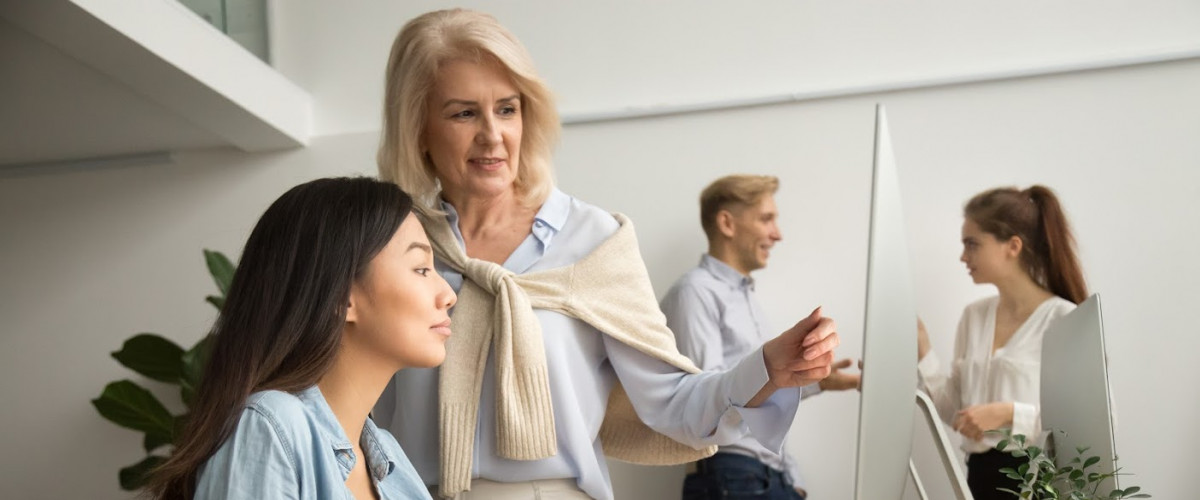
[{"xmin": 908, "ymin": 390, "xmax": 974, "ymax": 500}]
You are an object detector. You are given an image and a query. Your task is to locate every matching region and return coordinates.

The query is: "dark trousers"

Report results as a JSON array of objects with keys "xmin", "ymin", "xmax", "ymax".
[
  {"xmin": 682, "ymin": 452, "xmax": 805, "ymax": 500},
  {"xmin": 966, "ymin": 449, "xmax": 1024, "ymax": 500}
]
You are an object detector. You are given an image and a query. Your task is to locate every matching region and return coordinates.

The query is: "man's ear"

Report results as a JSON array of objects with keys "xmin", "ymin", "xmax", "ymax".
[{"xmin": 716, "ymin": 210, "xmax": 738, "ymax": 239}]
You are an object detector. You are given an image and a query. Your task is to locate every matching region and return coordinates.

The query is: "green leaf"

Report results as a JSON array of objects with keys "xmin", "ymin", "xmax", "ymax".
[
  {"xmin": 92, "ymin": 380, "xmax": 174, "ymax": 437},
  {"xmin": 1127, "ymin": 495, "xmax": 1150, "ymax": 499},
  {"xmin": 997, "ymin": 439, "xmax": 1010, "ymax": 452},
  {"xmin": 205, "ymin": 295, "xmax": 225, "ymax": 310},
  {"xmin": 179, "ymin": 382, "xmax": 197, "ymax": 408},
  {"xmin": 179, "ymin": 335, "xmax": 211, "ymax": 408},
  {"xmin": 119, "ymin": 455, "xmax": 167, "ymax": 491},
  {"xmin": 1084, "ymin": 456, "xmax": 1101, "ymax": 469},
  {"xmin": 1122, "ymin": 486, "xmax": 1141, "ymax": 495},
  {"xmin": 204, "ymin": 249, "xmax": 235, "ymax": 297},
  {"xmin": 110, "ymin": 334, "xmax": 185, "ymax": 383},
  {"xmin": 143, "ymin": 430, "xmax": 173, "ymax": 452}
]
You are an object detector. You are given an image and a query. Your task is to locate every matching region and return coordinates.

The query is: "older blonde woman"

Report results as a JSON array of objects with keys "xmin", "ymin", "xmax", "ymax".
[{"xmin": 372, "ymin": 9, "xmax": 841, "ymax": 500}]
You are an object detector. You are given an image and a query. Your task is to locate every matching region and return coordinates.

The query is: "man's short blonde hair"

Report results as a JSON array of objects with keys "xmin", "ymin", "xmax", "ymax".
[{"xmin": 699, "ymin": 175, "xmax": 780, "ymax": 240}]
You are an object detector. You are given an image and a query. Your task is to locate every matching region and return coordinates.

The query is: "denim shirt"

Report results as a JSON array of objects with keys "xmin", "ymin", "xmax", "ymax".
[{"xmin": 196, "ymin": 386, "xmax": 430, "ymax": 499}]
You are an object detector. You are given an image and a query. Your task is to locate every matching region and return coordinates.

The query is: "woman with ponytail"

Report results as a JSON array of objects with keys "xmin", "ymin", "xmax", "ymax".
[
  {"xmin": 147, "ymin": 177, "xmax": 455, "ymax": 499},
  {"xmin": 917, "ymin": 185, "xmax": 1088, "ymax": 500}
]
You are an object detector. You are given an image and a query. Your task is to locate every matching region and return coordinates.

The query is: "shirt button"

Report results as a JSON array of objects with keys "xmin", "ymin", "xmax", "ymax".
[{"xmin": 534, "ymin": 221, "xmax": 544, "ymax": 228}]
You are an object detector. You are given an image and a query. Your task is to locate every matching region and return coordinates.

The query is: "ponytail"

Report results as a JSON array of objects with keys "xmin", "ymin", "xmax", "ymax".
[{"xmin": 1023, "ymin": 186, "xmax": 1088, "ymax": 304}]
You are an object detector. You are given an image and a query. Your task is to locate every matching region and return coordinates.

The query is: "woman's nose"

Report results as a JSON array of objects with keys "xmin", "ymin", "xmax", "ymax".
[{"xmin": 475, "ymin": 116, "xmax": 500, "ymax": 145}]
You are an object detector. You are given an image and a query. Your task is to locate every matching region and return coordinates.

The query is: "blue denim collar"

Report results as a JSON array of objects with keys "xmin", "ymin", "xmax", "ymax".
[{"xmin": 296, "ymin": 386, "xmax": 396, "ymax": 481}]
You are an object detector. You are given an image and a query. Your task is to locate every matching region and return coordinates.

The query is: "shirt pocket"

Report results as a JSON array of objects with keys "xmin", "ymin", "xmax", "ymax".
[{"xmin": 989, "ymin": 356, "xmax": 1040, "ymax": 405}]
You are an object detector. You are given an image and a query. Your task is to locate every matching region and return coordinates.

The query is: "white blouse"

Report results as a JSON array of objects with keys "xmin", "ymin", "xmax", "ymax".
[{"xmin": 918, "ymin": 295, "xmax": 1075, "ymax": 454}]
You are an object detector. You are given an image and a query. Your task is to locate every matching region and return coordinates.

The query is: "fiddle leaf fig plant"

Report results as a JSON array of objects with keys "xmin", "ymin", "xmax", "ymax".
[
  {"xmin": 994, "ymin": 429, "xmax": 1150, "ymax": 500},
  {"xmin": 91, "ymin": 249, "xmax": 234, "ymax": 491}
]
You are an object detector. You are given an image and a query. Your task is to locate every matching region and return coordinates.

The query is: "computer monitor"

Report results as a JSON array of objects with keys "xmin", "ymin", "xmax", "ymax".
[
  {"xmin": 1040, "ymin": 294, "xmax": 1119, "ymax": 492},
  {"xmin": 854, "ymin": 104, "xmax": 919, "ymax": 500}
]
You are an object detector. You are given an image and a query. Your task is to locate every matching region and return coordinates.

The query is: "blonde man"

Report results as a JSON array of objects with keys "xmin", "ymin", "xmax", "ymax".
[{"xmin": 661, "ymin": 175, "xmax": 859, "ymax": 500}]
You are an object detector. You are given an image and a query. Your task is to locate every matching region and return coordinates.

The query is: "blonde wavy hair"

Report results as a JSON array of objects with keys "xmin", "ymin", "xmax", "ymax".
[{"xmin": 377, "ymin": 9, "xmax": 559, "ymax": 211}]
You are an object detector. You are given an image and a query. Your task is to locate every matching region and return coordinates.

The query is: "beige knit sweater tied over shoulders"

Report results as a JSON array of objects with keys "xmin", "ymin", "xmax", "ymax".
[{"xmin": 417, "ymin": 208, "xmax": 717, "ymax": 498}]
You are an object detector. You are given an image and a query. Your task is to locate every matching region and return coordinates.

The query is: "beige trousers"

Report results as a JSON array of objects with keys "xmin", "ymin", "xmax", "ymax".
[{"xmin": 438, "ymin": 478, "xmax": 592, "ymax": 499}]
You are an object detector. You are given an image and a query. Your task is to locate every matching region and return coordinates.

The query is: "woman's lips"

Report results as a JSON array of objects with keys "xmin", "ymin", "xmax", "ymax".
[{"xmin": 432, "ymin": 319, "xmax": 452, "ymax": 337}]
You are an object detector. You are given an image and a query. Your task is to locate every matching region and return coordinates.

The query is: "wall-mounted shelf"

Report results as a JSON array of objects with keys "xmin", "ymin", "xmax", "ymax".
[{"xmin": 0, "ymin": 0, "xmax": 311, "ymax": 169}]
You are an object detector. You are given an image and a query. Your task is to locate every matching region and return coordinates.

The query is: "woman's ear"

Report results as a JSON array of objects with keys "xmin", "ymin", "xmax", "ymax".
[
  {"xmin": 1005, "ymin": 235, "xmax": 1024, "ymax": 258},
  {"xmin": 345, "ymin": 289, "xmax": 359, "ymax": 325}
]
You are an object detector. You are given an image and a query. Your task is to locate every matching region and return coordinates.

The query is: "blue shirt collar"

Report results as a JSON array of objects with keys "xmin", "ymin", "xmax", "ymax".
[
  {"xmin": 534, "ymin": 187, "xmax": 570, "ymax": 232},
  {"xmin": 699, "ymin": 254, "xmax": 755, "ymax": 290},
  {"xmin": 297, "ymin": 386, "xmax": 397, "ymax": 481}
]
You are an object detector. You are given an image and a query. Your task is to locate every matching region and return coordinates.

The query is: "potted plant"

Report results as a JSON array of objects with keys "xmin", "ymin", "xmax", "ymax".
[
  {"xmin": 91, "ymin": 250, "xmax": 234, "ymax": 491},
  {"xmin": 995, "ymin": 429, "xmax": 1150, "ymax": 500}
]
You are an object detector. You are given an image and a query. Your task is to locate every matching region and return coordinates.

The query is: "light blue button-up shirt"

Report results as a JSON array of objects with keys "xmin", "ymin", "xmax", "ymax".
[
  {"xmin": 375, "ymin": 189, "xmax": 801, "ymax": 500},
  {"xmin": 660, "ymin": 254, "xmax": 822, "ymax": 488},
  {"xmin": 196, "ymin": 386, "xmax": 430, "ymax": 499}
]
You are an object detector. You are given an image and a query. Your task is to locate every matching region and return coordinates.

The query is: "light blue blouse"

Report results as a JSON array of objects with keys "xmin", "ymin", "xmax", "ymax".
[
  {"xmin": 196, "ymin": 386, "xmax": 430, "ymax": 500},
  {"xmin": 374, "ymin": 189, "xmax": 800, "ymax": 500}
]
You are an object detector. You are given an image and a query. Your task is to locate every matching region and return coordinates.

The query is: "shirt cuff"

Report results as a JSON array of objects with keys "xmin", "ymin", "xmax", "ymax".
[
  {"xmin": 728, "ymin": 345, "xmax": 771, "ymax": 406},
  {"xmin": 800, "ymin": 382, "xmax": 822, "ymax": 400},
  {"xmin": 726, "ymin": 346, "xmax": 802, "ymax": 454},
  {"xmin": 1011, "ymin": 401, "xmax": 1039, "ymax": 440}
]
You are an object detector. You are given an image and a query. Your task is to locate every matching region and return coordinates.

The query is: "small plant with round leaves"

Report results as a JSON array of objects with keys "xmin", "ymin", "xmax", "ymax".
[{"xmin": 993, "ymin": 429, "xmax": 1149, "ymax": 500}]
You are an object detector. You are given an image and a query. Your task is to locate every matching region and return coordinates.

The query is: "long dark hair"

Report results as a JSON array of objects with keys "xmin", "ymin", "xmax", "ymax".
[
  {"xmin": 147, "ymin": 177, "xmax": 414, "ymax": 499},
  {"xmin": 965, "ymin": 185, "xmax": 1088, "ymax": 304}
]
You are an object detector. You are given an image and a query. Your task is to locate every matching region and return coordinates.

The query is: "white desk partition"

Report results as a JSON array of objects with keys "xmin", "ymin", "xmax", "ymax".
[
  {"xmin": 854, "ymin": 104, "xmax": 918, "ymax": 500},
  {"xmin": 1040, "ymin": 294, "xmax": 1119, "ymax": 493}
]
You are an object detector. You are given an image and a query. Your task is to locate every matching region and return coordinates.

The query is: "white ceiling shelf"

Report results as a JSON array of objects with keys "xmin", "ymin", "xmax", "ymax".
[{"xmin": 0, "ymin": 0, "xmax": 311, "ymax": 169}]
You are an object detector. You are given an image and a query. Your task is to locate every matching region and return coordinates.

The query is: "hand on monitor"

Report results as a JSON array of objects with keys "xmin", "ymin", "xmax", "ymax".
[
  {"xmin": 917, "ymin": 317, "xmax": 931, "ymax": 360},
  {"xmin": 953, "ymin": 402, "xmax": 1015, "ymax": 441},
  {"xmin": 818, "ymin": 358, "xmax": 861, "ymax": 391}
]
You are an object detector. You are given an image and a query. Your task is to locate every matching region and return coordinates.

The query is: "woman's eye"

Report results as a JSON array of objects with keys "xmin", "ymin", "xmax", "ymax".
[
  {"xmin": 416, "ymin": 267, "xmax": 432, "ymax": 277},
  {"xmin": 499, "ymin": 105, "xmax": 517, "ymax": 116},
  {"xmin": 452, "ymin": 110, "xmax": 475, "ymax": 119}
]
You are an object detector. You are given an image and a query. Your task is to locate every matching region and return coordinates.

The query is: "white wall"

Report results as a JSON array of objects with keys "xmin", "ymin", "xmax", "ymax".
[
  {"xmin": 2, "ymin": 2, "xmax": 1198, "ymax": 498},
  {"xmin": 272, "ymin": 0, "xmax": 1200, "ymax": 135}
]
